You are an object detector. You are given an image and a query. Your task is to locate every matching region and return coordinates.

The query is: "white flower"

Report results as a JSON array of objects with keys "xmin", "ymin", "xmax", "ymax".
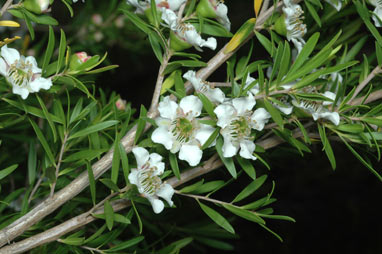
[
  {"xmin": 73, "ymin": 0, "xmax": 85, "ymax": 3},
  {"xmin": 283, "ymin": 0, "xmax": 307, "ymax": 53},
  {"xmin": 152, "ymin": 95, "xmax": 215, "ymax": 166},
  {"xmin": 157, "ymin": 0, "xmax": 186, "ymax": 11},
  {"xmin": 325, "ymin": 0, "xmax": 342, "ymax": 11},
  {"xmin": 128, "ymin": 147, "xmax": 174, "ymax": 214},
  {"xmin": 369, "ymin": 0, "xmax": 382, "ymax": 27},
  {"xmin": 214, "ymin": 94, "xmax": 271, "ymax": 160},
  {"xmin": 0, "ymin": 46, "xmax": 52, "ymax": 99},
  {"xmin": 161, "ymin": 8, "xmax": 217, "ymax": 50},
  {"xmin": 183, "ymin": 70, "xmax": 225, "ymax": 104},
  {"xmin": 244, "ymin": 74, "xmax": 260, "ymax": 95},
  {"xmin": 293, "ymin": 92, "xmax": 340, "ymax": 125},
  {"xmin": 215, "ymin": 2, "xmax": 231, "ymax": 31}
]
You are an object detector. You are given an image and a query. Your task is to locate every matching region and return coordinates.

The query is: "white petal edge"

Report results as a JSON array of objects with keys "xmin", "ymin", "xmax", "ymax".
[
  {"xmin": 132, "ymin": 147, "xmax": 150, "ymax": 168},
  {"xmin": 179, "ymin": 144, "xmax": 202, "ymax": 166},
  {"xmin": 151, "ymin": 126, "xmax": 174, "ymax": 150},
  {"xmin": 222, "ymin": 135, "xmax": 239, "ymax": 158},
  {"xmin": 239, "ymin": 140, "xmax": 257, "ymax": 160},
  {"xmin": 232, "ymin": 93, "xmax": 256, "ymax": 115},
  {"xmin": 195, "ymin": 124, "xmax": 215, "ymax": 146},
  {"xmin": 156, "ymin": 183, "xmax": 175, "ymax": 206},
  {"xmin": 1, "ymin": 45, "xmax": 20, "ymax": 65},
  {"xmin": 147, "ymin": 196, "xmax": 165, "ymax": 214},
  {"xmin": 214, "ymin": 103, "xmax": 236, "ymax": 128},
  {"xmin": 158, "ymin": 96, "xmax": 178, "ymax": 120},
  {"xmin": 179, "ymin": 95, "xmax": 202, "ymax": 117}
]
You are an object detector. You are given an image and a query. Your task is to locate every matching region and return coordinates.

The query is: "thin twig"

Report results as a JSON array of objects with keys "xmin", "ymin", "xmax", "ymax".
[
  {"xmin": 349, "ymin": 88, "xmax": 382, "ymax": 106},
  {"xmin": 50, "ymin": 133, "xmax": 69, "ymax": 197},
  {"xmin": 27, "ymin": 174, "xmax": 43, "ymax": 205},
  {"xmin": 258, "ymin": 0, "xmax": 271, "ymax": 17},
  {"xmin": 348, "ymin": 66, "xmax": 381, "ymax": 105},
  {"xmin": 0, "ymin": 0, "xmax": 13, "ymax": 17}
]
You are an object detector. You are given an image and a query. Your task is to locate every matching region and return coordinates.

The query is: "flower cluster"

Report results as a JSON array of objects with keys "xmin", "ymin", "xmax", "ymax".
[{"xmin": 369, "ymin": 0, "xmax": 382, "ymax": 27}]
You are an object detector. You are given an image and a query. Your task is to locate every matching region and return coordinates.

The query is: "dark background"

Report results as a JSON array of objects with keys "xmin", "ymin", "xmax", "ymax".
[{"xmin": 49, "ymin": 1, "xmax": 382, "ymax": 253}]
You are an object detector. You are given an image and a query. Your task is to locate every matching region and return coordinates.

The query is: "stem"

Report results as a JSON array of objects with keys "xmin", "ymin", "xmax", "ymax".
[
  {"xmin": 50, "ymin": 133, "xmax": 69, "ymax": 197},
  {"xmin": 349, "ymin": 89, "xmax": 382, "ymax": 106},
  {"xmin": 0, "ymin": 0, "xmax": 13, "ymax": 17},
  {"xmin": 348, "ymin": 66, "xmax": 381, "ymax": 105}
]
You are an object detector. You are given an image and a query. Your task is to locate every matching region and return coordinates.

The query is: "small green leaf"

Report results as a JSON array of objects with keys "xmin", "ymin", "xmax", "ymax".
[
  {"xmin": 100, "ymin": 178, "xmax": 120, "ymax": 192},
  {"xmin": 201, "ymin": 127, "xmax": 220, "ymax": 150},
  {"xmin": 317, "ymin": 124, "xmax": 336, "ymax": 170},
  {"xmin": 197, "ymin": 93, "xmax": 216, "ymax": 119},
  {"xmin": 111, "ymin": 140, "xmax": 121, "ymax": 184},
  {"xmin": 0, "ymin": 164, "xmax": 18, "ymax": 181},
  {"xmin": 169, "ymin": 153, "xmax": 181, "ymax": 180},
  {"xmin": 264, "ymin": 99, "xmax": 283, "ymax": 129},
  {"xmin": 28, "ymin": 142, "xmax": 37, "ymax": 185},
  {"xmin": 197, "ymin": 200, "xmax": 235, "ymax": 234},
  {"xmin": 179, "ymin": 179, "xmax": 204, "ymax": 193},
  {"xmin": 236, "ymin": 156, "xmax": 256, "ymax": 180},
  {"xmin": 68, "ymin": 120, "xmax": 119, "ymax": 140},
  {"xmin": 42, "ymin": 26, "xmax": 55, "ymax": 73},
  {"xmin": 104, "ymin": 200, "xmax": 114, "ymax": 231},
  {"xmin": 29, "ymin": 118, "xmax": 56, "ymax": 167},
  {"xmin": 222, "ymin": 204, "xmax": 265, "ymax": 224},
  {"xmin": 134, "ymin": 105, "xmax": 147, "ymax": 144},
  {"xmin": 232, "ymin": 175, "xmax": 267, "ymax": 203},
  {"xmin": 106, "ymin": 236, "xmax": 145, "ymax": 252},
  {"xmin": 36, "ymin": 94, "xmax": 57, "ymax": 142},
  {"xmin": 57, "ymin": 29, "xmax": 67, "ymax": 73}
]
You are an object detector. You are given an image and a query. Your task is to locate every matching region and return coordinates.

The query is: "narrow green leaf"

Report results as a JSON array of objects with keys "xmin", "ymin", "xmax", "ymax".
[
  {"xmin": 57, "ymin": 29, "xmax": 67, "ymax": 73},
  {"xmin": 232, "ymin": 175, "xmax": 267, "ymax": 203},
  {"xmin": 201, "ymin": 127, "xmax": 220, "ymax": 150},
  {"xmin": 222, "ymin": 204, "xmax": 265, "ymax": 224},
  {"xmin": 134, "ymin": 105, "xmax": 147, "ymax": 144},
  {"xmin": 264, "ymin": 99, "xmax": 283, "ymax": 129},
  {"xmin": 68, "ymin": 120, "xmax": 119, "ymax": 140},
  {"xmin": 179, "ymin": 179, "xmax": 204, "ymax": 193},
  {"xmin": 42, "ymin": 26, "xmax": 55, "ymax": 73},
  {"xmin": 169, "ymin": 153, "xmax": 181, "ymax": 180},
  {"xmin": 106, "ymin": 236, "xmax": 145, "ymax": 252},
  {"xmin": 28, "ymin": 141, "xmax": 37, "ymax": 185},
  {"xmin": 305, "ymin": 1, "xmax": 321, "ymax": 27},
  {"xmin": 22, "ymin": 11, "xmax": 35, "ymax": 40},
  {"xmin": 119, "ymin": 143, "xmax": 130, "ymax": 185},
  {"xmin": 36, "ymin": 94, "xmax": 57, "ymax": 142},
  {"xmin": 29, "ymin": 118, "xmax": 56, "ymax": 166},
  {"xmin": 236, "ymin": 156, "xmax": 256, "ymax": 180},
  {"xmin": 216, "ymin": 136, "xmax": 237, "ymax": 178},
  {"xmin": 257, "ymin": 213, "xmax": 296, "ymax": 222},
  {"xmin": 255, "ymin": 31, "xmax": 272, "ymax": 55},
  {"xmin": 131, "ymin": 200, "xmax": 143, "ymax": 234},
  {"xmin": 317, "ymin": 124, "xmax": 336, "ymax": 170},
  {"xmin": 197, "ymin": 93, "xmax": 216, "ymax": 119},
  {"xmin": 100, "ymin": 178, "xmax": 120, "ymax": 192},
  {"xmin": 104, "ymin": 200, "xmax": 114, "ymax": 231},
  {"xmin": 193, "ymin": 180, "xmax": 225, "ymax": 194},
  {"xmin": 0, "ymin": 164, "xmax": 18, "ymax": 181},
  {"xmin": 197, "ymin": 200, "xmax": 235, "ymax": 234},
  {"xmin": 111, "ymin": 141, "xmax": 121, "ymax": 184}
]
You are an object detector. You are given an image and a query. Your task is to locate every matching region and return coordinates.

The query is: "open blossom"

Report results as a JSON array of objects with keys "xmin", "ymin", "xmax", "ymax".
[
  {"xmin": 152, "ymin": 95, "xmax": 215, "ymax": 166},
  {"xmin": 369, "ymin": 0, "xmax": 382, "ymax": 27},
  {"xmin": 293, "ymin": 91, "xmax": 340, "ymax": 125},
  {"xmin": 161, "ymin": 8, "xmax": 217, "ymax": 50},
  {"xmin": 0, "ymin": 45, "xmax": 52, "ymax": 99},
  {"xmin": 214, "ymin": 94, "xmax": 271, "ymax": 160},
  {"xmin": 126, "ymin": 0, "xmax": 186, "ymax": 14},
  {"xmin": 128, "ymin": 147, "xmax": 174, "ymax": 214},
  {"xmin": 183, "ymin": 70, "xmax": 225, "ymax": 104},
  {"xmin": 325, "ymin": 0, "xmax": 343, "ymax": 11},
  {"xmin": 282, "ymin": 0, "xmax": 307, "ymax": 53}
]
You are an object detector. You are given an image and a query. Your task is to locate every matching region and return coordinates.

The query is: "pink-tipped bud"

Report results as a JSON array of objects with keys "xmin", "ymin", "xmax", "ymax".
[
  {"xmin": 69, "ymin": 52, "xmax": 91, "ymax": 70},
  {"xmin": 116, "ymin": 98, "xmax": 127, "ymax": 111}
]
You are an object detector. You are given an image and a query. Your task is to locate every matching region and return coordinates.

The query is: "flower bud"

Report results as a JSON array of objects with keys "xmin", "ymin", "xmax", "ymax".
[
  {"xmin": 69, "ymin": 52, "xmax": 91, "ymax": 70},
  {"xmin": 273, "ymin": 15, "xmax": 287, "ymax": 37},
  {"xmin": 23, "ymin": 0, "xmax": 52, "ymax": 14},
  {"xmin": 196, "ymin": 0, "xmax": 217, "ymax": 18},
  {"xmin": 116, "ymin": 98, "xmax": 127, "ymax": 111}
]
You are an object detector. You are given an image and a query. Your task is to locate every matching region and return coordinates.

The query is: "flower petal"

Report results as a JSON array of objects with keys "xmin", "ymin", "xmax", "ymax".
[
  {"xmin": 179, "ymin": 144, "xmax": 202, "ymax": 166},
  {"xmin": 25, "ymin": 56, "xmax": 42, "ymax": 74},
  {"xmin": 0, "ymin": 58, "xmax": 7, "ymax": 76},
  {"xmin": 128, "ymin": 168, "xmax": 139, "ymax": 185},
  {"xmin": 149, "ymin": 153, "xmax": 165, "ymax": 175},
  {"xmin": 152, "ymin": 126, "xmax": 174, "ymax": 150},
  {"xmin": 161, "ymin": 8, "xmax": 178, "ymax": 30},
  {"xmin": 239, "ymin": 140, "xmax": 257, "ymax": 160},
  {"xmin": 132, "ymin": 147, "xmax": 149, "ymax": 168},
  {"xmin": 214, "ymin": 103, "xmax": 236, "ymax": 128},
  {"xmin": 183, "ymin": 25, "xmax": 217, "ymax": 50},
  {"xmin": 147, "ymin": 196, "xmax": 165, "ymax": 214},
  {"xmin": 12, "ymin": 85, "xmax": 29, "ymax": 99},
  {"xmin": 156, "ymin": 183, "xmax": 175, "ymax": 206},
  {"xmin": 322, "ymin": 91, "xmax": 336, "ymax": 106},
  {"xmin": 179, "ymin": 95, "xmax": 202, "ymax": 117},
  {"xmin": 158, "ymin": 96, "xmax": 178, "ymax": 120},
  {"xmin": 195, "ymin": 124, "xmax": 215, "ymax": 146},
  {"xmin": 168, "ymin": 0, "xmax": 186, "ymax": 11},
  {"xmin": 183, "ymin": 70, "xmax": 202, "ymax": 90},
  {"xmin": 317, "ymin": 111, "xmax": 340, "ymax": 126},
  {"xmin": 29, "ymin": 77, "xmax": 52, "ymax": 92},
  {"xmin": 251, "ymin": 108, "xmax": 271, "ymax": 131},
  {"xmin": 232, "ymin": 93, "xmax": 256, "ymax": 115},
  {"xmin": 222, "ymin": 135, "xmax": 239, "ymax": 158},
  {"xmin": 205, "ymin": 87, "xmax": 225, "ymax": 104},
  {"xmin": 1, "ymin": 45, "xmax": 20, "ymax": 65},
  {"xmin": 216, "ymin": 3, "xmax": 231, "ymax": 31}
]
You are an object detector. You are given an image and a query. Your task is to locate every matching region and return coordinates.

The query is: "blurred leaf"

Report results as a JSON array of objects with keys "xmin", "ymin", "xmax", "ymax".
[
  {"xmin": 29, "ymin": 118, "xmax": 56, "ymax": 167},
  {"xmin": 232, "ymin": 175, "xmax": 267, "ymax": 203},
  {"xmin": 254, "ymin": 0, "xmax": 263, "ymax": 17},
  {"xmin": 0, "ymin": 164, "xmax": 18, "ymax": 181},
  {"xmin": 169, "ymin": 153, "xmax": 181, "ymax": 180},
  {"xmin": 68, "ymin": 120, "xmax": 119, "ymax": 140},
  {"xmin": 104, "ymin": 200, "xmax": 114, "ymax": 231},
  {"xmin": 106, "ymin": 236, "xmax": 144, "ymax": 252},
  {"xmin": 223, "ymin": 204, "xmax": 265, "ymax": 224}
]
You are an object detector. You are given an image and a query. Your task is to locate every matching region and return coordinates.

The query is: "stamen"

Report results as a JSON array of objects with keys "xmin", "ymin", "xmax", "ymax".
[
  {"xmin": 170, "ymin": 117, "xmax": 195, "ymax": 144},
  {"xmin": 7, "ymin": 59, "xmax": 34, "ymax": 88},
  {"xmin": 227, "ymin": 111, "xmax": 253, "ymax": 142}
]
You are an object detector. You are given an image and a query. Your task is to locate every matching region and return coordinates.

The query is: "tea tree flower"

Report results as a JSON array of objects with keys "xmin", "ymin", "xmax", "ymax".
[
  {"xmin": 161, "ymin": 8, "xmax": 217, "ymax": 51},
  {"xmin": 183, "ymin": 70, "xmax": 225, "ymax": 104},
  {"xmin": 214, "ymin": 94, "xmax": 271, "ymax": 160},
  {"xmin": 128, "ymin": 147, "xmax": 174, "ymax": 214},
  {"xmin": 196, "ymin": 0, "xmax": 231, "ymax": 31},
  {"xmin": 126, "ymin": 0, "xmax": 186, "ymax": 14},
  {"xmin": 152, "ymin": 95, "xmax": 215, "ymax": 166},
  {"xmin": 69, "ymin": 52, "xmax": 91, "ymax": 70},
  {"xmin": 325, "ymin": 0, "xmax": 343, "ymax": 11},
  {"xmin": 369, "ymin": 0, "xmax": 382, "ymax": 27},
  {"xmin": 0, "ymin": 45, "xmax": 52, "ymax": 99},
  {"xmin": 293, "ymin": 92, "xmax": 340, "ymax": 126},
  {"xmin": 275, "ymin": 0, "xmax": 307, "ymax": 53},
  {"xmin": 23, "ymin": 0, "xmax": 50, "ymax": 14}
]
